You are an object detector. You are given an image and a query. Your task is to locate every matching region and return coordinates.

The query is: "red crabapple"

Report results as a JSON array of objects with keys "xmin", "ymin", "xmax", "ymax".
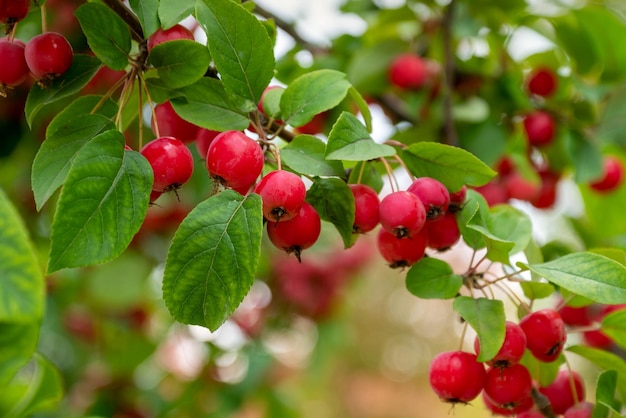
[
  {"xmin": 152, "ymin": 101, "xmax": 200, "ymax": 144},
  {"xmin": 523, "ymin": 110, "xmax": 555, "ymax": 147},
  {"xmin": 349, "ymin": 184, "xmax": 380, "ymax": 234},
  {"xmin": 147, "ymin": 24, "xmax": 195, "ymax": 51},
  {"xmin": 519, "ymin": 309, "xmax": 566, "ymax": 362},
  {"xmin": 483, "ymin": 364, "xmax": 533, "ymax": 409},
  {"xmin": 526, "ymin": 67, "xmax": 558, "ymax": 97},
  {"xmin": 376, "ymin": 227, "xmax": 428, "ymax": 268},
  {"xmin": 140, "ymin": 136, "xmax": 194, "ymax": 192},
  {"xmin": 474, "ymin": 180, "xmax": 509, "ymax": 207},
  {"xmin": 474, "ymin": 321, "xmax": 527, "ymax": 368},
  {"xmin": 504, "ymin": 171, "xmax": 541, "ymax": 202},
  {"xmin": 407, "ymin": 177, "xmax": 450, "ymax": 220},
  {"xmin": 539, "ymin": 369, "xmax": 585, "ymax": 415},
  {"xmin": 426, "ymin": 211, "xmax": 460, "ymax": 251},
  {"xmin": 25, "ymin": 32, "xmax": 73, "ymax": 81},
  {"xmin": 531, "ymin": 168, "xmax": 560, "ymax": 209},
  {"xmin": 589, "ymin": 155, "xmax": 624, "ymax": 193},
  {"xmin": 0, "ymin": 0, "xmax": 30, "ymax": 24},
  {"xmin": 482, "ymin": 391, "xmax": 533, "ymax": 416},
  {"xmin": 563, "ymin": 401, "xmax": 594, "ymax": 418},
  {"xmin": 388, "ymin": 53, "xmax": 428, "ymax": 90},
  {"xmin": 448, "ymin": 185, "xmax": 467, "ymax": 213},
  {"xmin": 428, "ymin": 351, "xmax": 486, "ymax": 404},
  {"xmin": 379, "ymin": 191, "xmax": 426, "ymax": 238},
  {"xmin": 0, "ymin": 39, "xmax": 29, "ymax": 89},
  {"xmin": 254, "ymin": 170, "xmax": 306, "ymax": 222},
  {"xmin": 267, "ymin": 202, "xmax": 321, "ymax": 261}
]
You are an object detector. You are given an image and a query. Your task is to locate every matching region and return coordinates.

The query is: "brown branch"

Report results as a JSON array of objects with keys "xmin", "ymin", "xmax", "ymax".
[
  {"xmin": 441, "ymin": 0, "xmax": 459, "ymax": 146},
  {"xmin": 531, "ymin": 387, "xmax": 557, "ymax": 418},
  {"xmin": 101, "ymin": 0, "xmax": 144, "ymax": 43}
]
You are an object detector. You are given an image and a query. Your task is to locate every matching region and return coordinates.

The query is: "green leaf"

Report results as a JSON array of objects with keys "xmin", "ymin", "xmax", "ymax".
[
  {"xmin": 305, "ymin": 178, "xmax": 355, "ymax": 248},
  {"xmin": 129, "ymin": 0, "xmax": 160, "ymax": 38},
  {"xmin": 593, "ymin": 370, "xmax": 621, "ymax": 418},
  {"xmin": 159, "ymin": 0, "xmax": 195, "ymax": 29},
  {"xmin": 259, "ymin": 85, "xmax": 283, "ymax": 119},
  {"xmin": 48, "ymin": 131, "xmax": 153, "ymax": 273},
  {"xmin": 519, "ymin": 252, "xmax": 626, "ymax": 305},
  {"xmin": 326, "ymin": 112, "xmax": 395, "ymax": 161},
  {"xmin": 520, "ymin": 349, "xmax": 563, "ymax": 387},
  {"xmin": 144, "ymin": 77, "xmax": 185, "ymax": 103},
  {"xmin": 601, "ymin": 309, "xmax": 626, "ymax": 350},
  {"xmin": 32, "ymin": 115, "xmax": 116, "ymax": 210},
  {"xmin": 402, "ymin": 142, "xmax": 497, "ymax": 191},
  {"xmin": 568, "ymin": 345, "xmax": 626, "ymax": 401},
  {"xmin": 348, "ymin": 162, "xmax": 384, "ymax": 193},
  {"xmin": 45, "ymin": 95, "xmax": 118, "ymax": 136},
  {"xmin": 0, "ymin": 323, "xmax": 39, "ymax": 386},
  {"xmin": 281, "ymin": 135, "xmax": 345, "ymax": 178},
  {"xmin": 457, "ymin": 189, "xmax": 488, "ymax": 250},
  {"xmin": 0, "ymin": 189, "xmax": 44, "ymax": 322},
  {"xmin": 349, "ymin": 86, "xmax": 372, "ymax": 132},
  {"xmin": 149, "ymin": 40, "xmax": 210, "ymax": 89},
  {"xmin": 406, "ymin": 258, "xmax": 463, "ymax": 299},
  {"xmin": 453, "ymin": 296, "xmax": 505, "ymax": 363},
  {"xmin": 520, "ymin": 281, "xmax": 555, "ymax": 301},
  {"xmin": 25, "ymin": 55, "xmax": 102, "ymax": 127},
  {"xmin": 162, "ymin": 191, "xmax": 263, "ymax": 331},
  {"xmin": 75, "ymin": 3, "xmax": 131, "ymax": 71},
  {"xmin": 196, "ymin": 0, "xmax": 275, "ymax": 111},
  {"xmin": 567, "ymin": 131, "xmax": 603, "ymax": 183},
  {"xmin": 280, "ymin": 70, "xmax": 351, "ymax": 127},
  {"xmin": 170, "ymin": 78, "xmax": 250, "ymax": 131}
]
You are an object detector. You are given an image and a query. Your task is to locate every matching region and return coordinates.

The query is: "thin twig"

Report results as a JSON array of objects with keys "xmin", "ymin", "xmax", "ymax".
[
  {"xmin": 531, "ymin": 387, "xmax": 557, "ymax": 418},
  {"xmin": 441, "ymin": 0, "xmax": 459, "ymax": 146},
  {"xmin": 101, "ymin": 0, "xmax": 144, "ymax": 43}
]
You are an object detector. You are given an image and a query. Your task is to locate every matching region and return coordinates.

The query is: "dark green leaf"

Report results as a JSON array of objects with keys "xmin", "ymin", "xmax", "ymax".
[
  {"xmin": 568, "ymin": 345, "xmax": 626, "ymax": 401},
  {"xmin": 25, "ymin": 55, "xmax": 102, "ymax": 127},
  {"xmin": 45, "ymin": 95, "xmax": 117, "ymax": 136},
  {"xmin": 402, "ymin": 142, "xmax": 496, "ymax": 191},
  {"xmin": 593, "ymin": 370, "xmax": 621, "ymax": 418},
  {"xmin": 348, "ymin": 162, "xmax": 384, "ymax": 193},
  {"xmin": 129, "ymin": 0, "xmax": 160, "ymax": 38},
  {"xmin": 326, "ymin": 112, "xmax": 395, "ymax": 161},
  {"xmin": 0, "ymin": 323, "xmax": 39, "ymax": 385},
  {"xmin": 406, "ymin": 258, "xmax": 462, "ymax": 299},
  {"xmin": 259, "ymin": 85, "xmax": 283, "ymax": 119},
  {"xmin": 453, "ymin": 296, "xmax": 505, "ymax": 362},
  {"xmin": 519, "ymin": 252, "xmax": 626, "ymax": 305},
  {"xmin": 48, "ymin": 131, "xmax": 153, "ymax": 272},
  {"xmin": 280, "ymin": 70, "xmax": 351, "ymax": 127},
  {"xmin": 75, "ymin": 3, "xmax": 131, "ymax": 70},
  {"xmin": 0, "ymin": 188, "xmax": 44, "ymax": 322},
  {"xmin": 306, "ymin": 178, "xmax": 355, "ymax": 248},
  {"xmin": 170, "ymin": 78, "xmax": 249, "ymax": 131},
  {"xmin": 32, "ymin": 115, "xmax": 116, "ymax": 210},
  {"xmin": 457, "ymin": 189, "xmax": 488, "ymax": 250},
  {"xmin": 196, "ymin": 0, "xmax": 275, "ymax": 111},
  {"xmin": 144, "ymin": 77, "xmax": 185, "ymax": 103},
  {"xmin": 149, "ymin": 40, "xmax": 210, "ymax": 89},
  {"xmin": 158, "ymin": 0, "xmax": 195, "ymax": 29},
  {"xmin": 162, "ymin": 191, "xmax": 263, "ymax": 331},
  {"xmin": 281, "ymin": 135, "xmax": 345, "ymax": 178}
]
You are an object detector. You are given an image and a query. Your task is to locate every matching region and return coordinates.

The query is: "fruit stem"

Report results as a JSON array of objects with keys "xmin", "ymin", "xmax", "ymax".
[
  {"xmin": 355, "ymin": 162, "xmax": 366, "ymax": 184},
  {"xmin": 392, "ymin": 154, "xmax": 415, "ymax": 181},
  {"xmin": 90, "ymin": 70, "xmax": 132, "ymax": 115},
  {"xmin": 378, "ymin": 157, "xmax": 399, "ymax": 192},
  {"xmin": 40, "ymin": 3, "xmax": 47, "ymax": 33},
  {"xmin": 564, "ymin": 359, "xmax": 581, "ymax": 405},
  {"xmin": 530, "ymin": 387, "xmax": 557, "ymax": 418},
  {"xmin": 140, "ymin": 73, "xmax": 159, "ymax": 139},
  {"xmin": 441, "ymin": 0, "xmax": 459, "ymax": 147},
  {"xmin": 457, "ymin": 321, "xmax": 469, "ymax": 352}
]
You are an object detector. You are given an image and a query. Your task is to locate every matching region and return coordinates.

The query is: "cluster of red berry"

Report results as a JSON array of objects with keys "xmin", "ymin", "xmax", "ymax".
[
  {"xmin": 0, "ymin": 0, "xmax": 73, "ymax": 94},
  {"xmin": 429, "ymin": 308, "xmax": 593, "ymax": 417}
]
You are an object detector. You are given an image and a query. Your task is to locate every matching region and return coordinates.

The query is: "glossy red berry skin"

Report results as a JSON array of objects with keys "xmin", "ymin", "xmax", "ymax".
[
  {"xmin": 563, "ymin": 401, "xmax": 594, "ymax": 418},
  {"xmin": 267, "ymin": 202, "xmax": 321, "ymax": 260},
  {"xmin": 389, "ymin": 53, "xmax": 428, "ymax": 90},
  {"xmin": 407, "ymin": 177, "xmax": 451, "ymax": 220},
  {"xmin": 152, "ymin": 101, "xmax": 199, "ymax": 144},
  {"xmin": 377, "ymin": 227, "xmax": 428, "ymax": 268},
  {"xmin": 426, "ymin": 211, "xmax": 460, "ymax": 251},
  {"xmin": 474, "ymin": 321, "xmax": 527, "ymax": 368},
  {"xmin": 349, "ymin": 184, "xmax": 379, "ymax": 234},
  {"xmin": 25, "ymin": 32, "xmax": 73, "ymax": 81},
  {"xmin": 527, "ymin": 67, "xmax": 558, "ymax": 97},
  {"xmin": 428, "ymin": 351, "xmax": 486, "ymax": 404},
  {"xmin": 539, "ymin": 370, "xmax": 585, "ymax": 415},
  {"xmin": 589, "ymin": 156, "xmax": 624, "ymax": 193},
  {"xmin": 0, "ymin": 39, "xmax": 29, "ymax": 87},
  {"xmin": 254, "ymin": 170, "xmax": 306, "ymax": 222},
  {"xmin": 147, "ymin": 24, "xmax": 195, "ymax": 51},
  {"xmin": 558, "ymin": 303, "xmax": 591, "ymax": 327},
  {"xmin": 379, "ymin": 191, "xmax": 426, "ymax": 238},
  {"xmin": 483, "ymin": 364, "xmax": 533, "ymax": 408},
  {"xmin": 520, "ymin": 309, "xmax": 566, "ymax": 362},
  {"xmin": 523, "ymin": 110, "xmax": 555, "ymax": 147},
  {"xmin": 206, "ymin": 130, "xmax": 264, "ymax": 193},
  {"xmin": 140, "ymin": 136, "xmax": 194, "ymax": 192},
  {"xmin": 482, "ymin": 391, "xmax": 533, "ymax": 416},
  {"xmin": 0, "ymin": 0, "xmax": 30, "ymax": 23}
]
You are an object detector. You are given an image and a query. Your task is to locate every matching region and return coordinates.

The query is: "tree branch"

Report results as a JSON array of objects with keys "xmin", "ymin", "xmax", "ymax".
[
  {"xmin": 442, "ymin": 0, "xmax": 459, "ymax": 146},
  {"xmin": 101, "ymin": 0, "xmax": 144, "ymax": 43},
  {"xmin": 531, "ymin": 387, "xmax": 557, "ymax": 418}
]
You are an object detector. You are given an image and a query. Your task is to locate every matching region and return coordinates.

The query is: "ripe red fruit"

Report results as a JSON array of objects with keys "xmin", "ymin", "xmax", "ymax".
[
  {"xmin": 523, "ymin": 110, "xmax": 556, "ymax": 147},
  {"xmin": 152, "ymin": 101, "xmax": 200, "ymax": 144},
  {"xmin": 258, "ymin": 85, "xmax": 284, "ymax": 116},
  {"xmin": 474, "ymin": 180, "xmax": 509, "ymax": 207},
  {"xmin": 526, "ymin": 67, "xmax": 558, "ymax": 97},
  {"xmin": 147, "ymin": 24, "xmax": 195, "ymax": 51},
  {"xmin": 520, "ymin": 309, "xmax": 566, "ymax": 362},
  {"xmin": 206, "ymin": 130, "xmax": 264, "ymax": 193},
  {"xmin": 517, "ymin": 409, "xmax": 546, "ymax": 418},
  {"xmin": 140, "ymin": 136, "xmax": 194, "ymax": 192},
  {"xmin": 25, "ymin": 32, "xmax": 73, "ymax": 81},
  {"xmin": 0, "ymin": 38, "xmax": 29, "ymax": 89},
  {"xmin": 483, "ymin": 364, "xmax": 533, "ymax": 409},
  {"xmin": 582, "ymin": 304, "xmax": 626, "ymax": 350},
  {"xmin": 558, "ymin": 303, "xmax": 591, "ymax": 327},
  {"xmin": 482, "ymin": 391, "xmax": 533, "ymax": 416},
  {"xmin": 563, "ymin": 401, "xmax": 594, "ymax": 418},
  {"xmin": 195, "ymin": 128, "xmax": 221, "ymax": 159},
  {"xmin": 426, "ymin": 211, "xmax": 460, "ymax": 251},
  {"xmin": 428, "ymin": 351, "xmax": 486, "ymax": 404},
  {"xmin": 589, "ymin": 155, "xmax": 624, "ymax": 193},
  {"xmin": 349, "ymin": 184, "xmax": 380, "ymax": 234},
  {"xmin": 0, "ymin": 0, "xmax": 30, "ymax": 24},
  {"xmin": 266, "ymin": 202, "xmax": 321, "ymax": 261},
  {"xmin": 407, "ymin": 177, "xmax": 450, "ymax": 220},
  {"xmin": 376, "ymin": 227, "xmax": 428, "ymax": 268},
  {"xmin": 539, "ymin": 369, "xmax": 585, "ymax": 415},
  {"xmin": 531, "ymin": 168, "xmax": 560, "ymax": 209},
  {"xmin": 474, "ymin": 321, "xmax": 527, "ymax": 368},
  {"xmin": 388, "ymin": 53, "xmax": 428, "ymax": 90},
  {"xmin": 254, "ymin": 170, "xmax": 306, "ymax": 222},
  {"xmin": 504, "ymin": 171, "xmax": 541, "ymax": 202},
  {"xmin": 379, "ymin": 191, "xmax": 426, "ymax": 238}
]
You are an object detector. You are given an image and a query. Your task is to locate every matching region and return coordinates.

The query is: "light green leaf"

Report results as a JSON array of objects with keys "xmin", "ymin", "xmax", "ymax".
[
  {"xmin": 159, "ymin": 0, "xmax": 195, "ymax": 29},
  {"xmin": 453, "ymin": 296, "xmax": 505, "ymax": 363},
  {"xmin": 601, "ymin": 309, "xmax": 626, "ymax": 350},
  {"xmin": 281, "ymin": 135, "xmax": 345, "ymax": 178},
  {"xmin": 280, "ymin": 70, "xmax": 351, "ymax": 127},
  {"xmin": 520, "ymin": 349, "xmax": 563, "ymax": 387},
  {"xmin": 129, "ymin": 0, "xmax": 160, "ymax": 38},
  {"xmin": 457, "ymin": 189, "xmax": 488, "ymax": 250},
  {"xmin": 0, "ymin": 189, "xmax": 44, "ymax": 322},
  {"xmin": 593, "ymin": 370, "xmax": 622, "ymax": 418},
  {"xmin": 149, "ymin": 40, "xmax": 210, "ymax": 89},
  {"xmin": 48, "ymin": 131, "xmax": 153, "ymax": 273},
  {"xmin": 305, "ymin": 177, "xmax": 355, "ymax": 248},
  {"xmin": 568, "ymin": 345, "xmax": 626, "ymax": 401},
  {"xmin": 519, "ymin": 252, "xmax": 626, "ymax": 305},
  {"xmin": 403, "ymin": 142, "xmax": 496, "ymax": 191},
  {"xmin": 162, "ymin": 191, "xmax": 263, "ymax": 331},
  {"xmin": 0, "ymin": 323, "xmax": 39, "ymax": 385},
  {"xmin": 75, "ymin": 2, "xmax": 131, "ymax": 70},
  {"xmin": 349, "ymin": 86, "xmax": 372, "ymax": 132},
  {"xmin": 196, "ymin": 0, "xmax": 275, "ymax": 111},
  {"xmin": 406, "ymin": 258, "xmax": 463, "ymax": 299},
  {"xmin": 326, "ymin": 112, "xmax": 395, "ymax": 161},
  {"xmin": 348, "ymin": 162, "xmax": 384, "ymax": 193}
]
